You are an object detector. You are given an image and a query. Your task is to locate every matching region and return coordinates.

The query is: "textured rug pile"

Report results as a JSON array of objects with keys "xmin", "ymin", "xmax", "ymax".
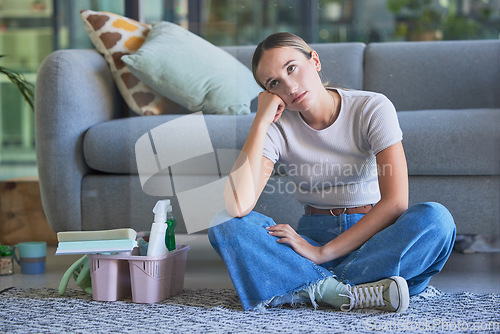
[{"xmin": 0, "ymin": 286, "xmax": 498, "ymax": 333}]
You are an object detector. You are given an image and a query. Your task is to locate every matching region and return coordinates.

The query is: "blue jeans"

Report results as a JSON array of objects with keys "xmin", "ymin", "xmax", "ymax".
[{"xmin": 208, "ymin": 202, "xmax": 456, "ymax": 311}]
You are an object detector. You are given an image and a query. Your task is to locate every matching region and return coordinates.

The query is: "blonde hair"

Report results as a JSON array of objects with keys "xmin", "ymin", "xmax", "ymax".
[
  {"xmin": 252, "ymin": 32, "xmax": 313, "ymax": 89},
  {"xmin": 252, "ymin": 32, "xmax": 331, "ymax": 89}
]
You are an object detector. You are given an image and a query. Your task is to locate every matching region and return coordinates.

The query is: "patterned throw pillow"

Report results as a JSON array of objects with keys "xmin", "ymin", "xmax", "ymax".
[{"xmin": 80, "ymin": 9, "xmax": 183, "ymax": 115}]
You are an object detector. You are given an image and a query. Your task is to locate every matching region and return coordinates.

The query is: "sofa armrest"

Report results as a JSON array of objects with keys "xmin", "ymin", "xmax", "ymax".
[{"xmin": 35, "ymin": 49, "xmax": 123, "ymax": 232}]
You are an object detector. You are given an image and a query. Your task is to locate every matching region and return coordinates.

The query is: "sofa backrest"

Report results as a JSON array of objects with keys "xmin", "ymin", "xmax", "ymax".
[
  {"xmin": 364, "ymin": 40, "xmax": 500, "ymax": 111},
  {"xmin": 222, "ymin": 42, "xmax": 366, "ymax": 91}
]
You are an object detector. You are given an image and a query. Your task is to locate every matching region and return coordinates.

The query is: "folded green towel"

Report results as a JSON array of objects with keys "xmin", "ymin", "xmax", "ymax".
[{"xmin": 55, "ymin": 239, "xmax": 137, "ymax": 255}]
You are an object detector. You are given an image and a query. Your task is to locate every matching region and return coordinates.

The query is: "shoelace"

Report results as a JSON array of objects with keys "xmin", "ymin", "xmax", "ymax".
[{"xmin": 340, "ymin": 284, "xmax": 385, "ymax": 311}]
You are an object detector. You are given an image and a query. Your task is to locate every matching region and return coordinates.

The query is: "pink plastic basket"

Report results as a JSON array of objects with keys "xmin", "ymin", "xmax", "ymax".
[{"xmin": 88, "ymin": 245, "xmax": 189, "ymax": 303}]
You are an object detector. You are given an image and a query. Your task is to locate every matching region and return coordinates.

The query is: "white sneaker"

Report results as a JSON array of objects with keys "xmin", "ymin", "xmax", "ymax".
[{"xmin": 340, "ymin": 276, "xmax": 409, "ymax": 313}]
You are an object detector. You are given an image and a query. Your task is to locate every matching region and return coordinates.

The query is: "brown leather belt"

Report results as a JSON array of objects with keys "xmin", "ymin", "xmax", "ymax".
[{"xmin": 305, "ymin": 204, "xmax": 373, "ymax": 216}]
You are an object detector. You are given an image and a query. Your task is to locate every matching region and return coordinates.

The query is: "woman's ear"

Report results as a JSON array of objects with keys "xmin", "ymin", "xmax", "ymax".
[{"xmin": 311, "ymin": 50, "xmax": 321, "ymax": 72}]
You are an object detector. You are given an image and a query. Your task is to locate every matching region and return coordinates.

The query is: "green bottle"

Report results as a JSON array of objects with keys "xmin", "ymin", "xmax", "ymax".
[{"xmin": 164, "ymin": 206, "xmax": 177, "ymax": 251}]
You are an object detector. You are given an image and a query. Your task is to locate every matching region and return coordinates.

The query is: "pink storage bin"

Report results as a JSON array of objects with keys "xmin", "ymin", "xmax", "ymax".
[
  {"xmin": 89, "ymin": 254, "xmax": 132, "ymax": 301},
  {"xmin": 88, "ymin": 245, "xmax": 189, "ymax": 303},
  {"xmin": 170, "ymin": 247, "xmax": 188, "ymax": 296}
]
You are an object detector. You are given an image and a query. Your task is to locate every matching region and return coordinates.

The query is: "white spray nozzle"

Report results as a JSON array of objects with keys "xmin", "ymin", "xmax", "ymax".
[{"xmin": 153, "ymin": 199, "xmax": 170, "ymax": 224}]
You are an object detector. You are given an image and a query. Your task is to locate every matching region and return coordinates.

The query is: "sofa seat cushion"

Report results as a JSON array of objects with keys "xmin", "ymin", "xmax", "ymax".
[
  {"xmin": 84, "ymin": 114, "xmax": 254, "ymax": 174},
  {"xmin": 85, "ymin": 108, "xmax": 498, "ymax": 177},
  {"xmin": 399, "ymin": 108, "xmax": 499, "ymax": 176}
]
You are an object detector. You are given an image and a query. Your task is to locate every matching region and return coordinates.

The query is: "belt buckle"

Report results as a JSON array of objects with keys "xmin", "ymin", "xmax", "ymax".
[
  {"xmin": 305, "ymin": 206, "xmax": 313, "ymax": 216},
  {"xmin": 329, "ymin": 208, "xmax": 347, "ymax": 216}
]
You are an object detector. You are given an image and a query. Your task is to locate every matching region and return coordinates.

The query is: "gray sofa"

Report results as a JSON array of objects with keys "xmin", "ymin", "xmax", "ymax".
[{"xmin": 35, "ymin": 39, "xmax": 499, "ymax": 236}]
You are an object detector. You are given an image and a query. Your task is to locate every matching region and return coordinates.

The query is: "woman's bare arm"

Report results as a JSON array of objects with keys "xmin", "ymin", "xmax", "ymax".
[{"xmin": 224, "ymin": 91, "xmax": 285, "ymax": 217}]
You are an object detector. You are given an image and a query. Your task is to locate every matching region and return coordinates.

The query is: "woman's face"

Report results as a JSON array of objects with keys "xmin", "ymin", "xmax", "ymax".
[{"xmin": 255, "ymin": 47, "xmax": 323, "ymax": 112}]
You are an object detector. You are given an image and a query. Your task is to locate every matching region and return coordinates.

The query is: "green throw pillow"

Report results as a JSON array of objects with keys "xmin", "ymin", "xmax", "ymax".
[{"xmin": 122, "ymin": 22, "xmax": 261, "ymax": 115}]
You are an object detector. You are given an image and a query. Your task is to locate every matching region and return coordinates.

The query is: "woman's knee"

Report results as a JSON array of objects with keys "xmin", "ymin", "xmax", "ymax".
[
  {"xmin": 208, "ymin": 210, "xmax": 275, "ymax": 243},
  {"xmin": 406, "ymin": 202, "xmax": 456, "ymax": 238}
]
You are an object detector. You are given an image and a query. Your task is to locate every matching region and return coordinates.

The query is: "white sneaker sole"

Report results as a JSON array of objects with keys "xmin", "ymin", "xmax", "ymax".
[{"xmin": 390, "ymin": 276, "xmax": 410, "ymax": 313}]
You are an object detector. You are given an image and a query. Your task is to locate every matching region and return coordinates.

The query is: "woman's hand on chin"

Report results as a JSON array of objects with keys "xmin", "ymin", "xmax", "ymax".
[
  {"xmin": 266, "ymin": 224, "xmax": 326, "ymax": 264},
  {"xmin": 256, "ymin": 91, "xmax": 286, "ymax": 125}
]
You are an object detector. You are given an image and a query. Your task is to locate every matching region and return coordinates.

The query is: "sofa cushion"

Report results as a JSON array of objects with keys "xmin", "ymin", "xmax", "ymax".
[
  {"xmin": 80, "ymin": 10, "xmax": 188, "ymax": 115},
  {"xmin": 399, "ymin": 108, "xmax": 499, "ymax": 176},
  {"xmin": 84, "ymin": 114, "xmax": 255, "ymax": 174},
  {"xmin": 85, "ymin": 108, "xmax": 499, "ymax": 177},
  {"xmin": 364, "ymin": 40, "xmax": 500, "ymax": 111},
  {"xmin": 122, "ymin": 22, "xmax": 261, "ymax": 115},
  {"xmin": 311, "ymin": 43, "xmax": 365, "ymax": 90},
  {"xmin": 84, "ymin": 109, "xmax": 500, "ymax": 175},
  {"xmin": 222, "ymin": 42, "xmax": 366, "ymax": 90}
]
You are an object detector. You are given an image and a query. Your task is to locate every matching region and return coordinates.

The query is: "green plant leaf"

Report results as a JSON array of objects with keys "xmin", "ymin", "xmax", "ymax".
[{"xmin": 0, "ymin": 55, "xmax": 35, "ymax": 111}]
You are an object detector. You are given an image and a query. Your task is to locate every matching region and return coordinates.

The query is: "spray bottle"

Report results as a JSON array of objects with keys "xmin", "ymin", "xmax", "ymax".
[
  {"xmin": 146, "ymin": 199, "xmax": 170, "ymax": 257},
  {"xmin": 165, "ymin": 205, "xmax": 177, "ymax": 251}
]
